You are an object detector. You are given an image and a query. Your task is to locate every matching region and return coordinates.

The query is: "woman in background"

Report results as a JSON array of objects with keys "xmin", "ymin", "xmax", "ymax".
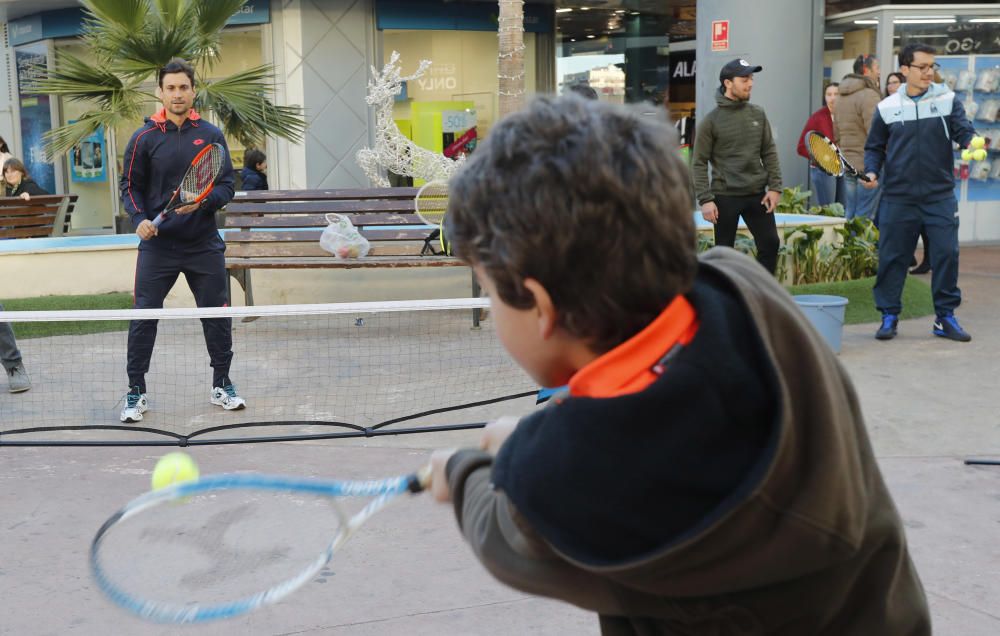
[
  {"xmin": 885, "ymin": 72, "xmax": 905, "ymax": 97},
  {"xmin": 796, "ymin": 83, "xmax": 840, "ymax": 206},
  {"xmin": 3, "ymin": 158, "xmax": 48, "ymax": 200}
]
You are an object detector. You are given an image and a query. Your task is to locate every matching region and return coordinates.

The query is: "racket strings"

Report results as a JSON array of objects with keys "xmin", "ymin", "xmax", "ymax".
[
  {"xmin": 415, "ymin": 182, "xmax": 449, "ymax": 226},
  {"xmin": 806, "ymin": 134, "xmax": 843, "ymax": 176},
  {"xmin": 94, "ymin": 489, "xmax": 349, "ymax": 604},
  {"xmin": 180, "ymin": 146, "xmax": 225, "ymax": 203}
]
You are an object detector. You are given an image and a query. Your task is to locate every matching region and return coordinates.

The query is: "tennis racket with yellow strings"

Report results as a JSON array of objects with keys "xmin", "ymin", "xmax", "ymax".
[
  {"xmin": 805, "ymin": 131, "xmax": 871, "ymax": 182},
  {"xmin": 414, "ymin": 180, "xmax": 451, "ymax": 256}
]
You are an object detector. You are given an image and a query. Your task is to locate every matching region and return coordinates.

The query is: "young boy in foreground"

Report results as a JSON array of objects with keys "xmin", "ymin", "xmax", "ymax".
[{"xmin": 428, "ymin": 96, "xmax": 930, "ymax": 634}]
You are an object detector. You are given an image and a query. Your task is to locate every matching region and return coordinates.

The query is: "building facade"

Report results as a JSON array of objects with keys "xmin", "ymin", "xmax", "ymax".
[{"xmin": 1, "ymin": 1, "xmax": 997, "ymax": 240}]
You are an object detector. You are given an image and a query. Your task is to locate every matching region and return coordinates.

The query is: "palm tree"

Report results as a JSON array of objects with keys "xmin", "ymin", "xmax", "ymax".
[
  {"xmin": 28, "ymin": 0, "xmax": 305, "ymax": 157},
  {"xmin": 497, "ymin": 0, "xmax": 526, "ymax": 118}
]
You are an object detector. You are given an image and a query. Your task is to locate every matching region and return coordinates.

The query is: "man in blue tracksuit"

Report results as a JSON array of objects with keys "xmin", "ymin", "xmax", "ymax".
[
  {"xmin": 119, "ymin": 58, "xmax": 245, "ymax": 423},
  {"xmin": 863, "ymin": 43, "xmax": 978, "ymax": 342}
]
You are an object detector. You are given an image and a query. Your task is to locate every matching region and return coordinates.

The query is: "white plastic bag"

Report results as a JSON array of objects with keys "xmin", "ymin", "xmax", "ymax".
[{"xmin": 319, "ymin": 213, "xmax": 370, "ymax": 259}]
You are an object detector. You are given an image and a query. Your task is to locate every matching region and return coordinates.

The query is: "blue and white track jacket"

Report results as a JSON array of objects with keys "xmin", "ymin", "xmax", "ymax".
[{"xmin": 863, "ymin": 82, "xmax": 976, "ymax": 204}]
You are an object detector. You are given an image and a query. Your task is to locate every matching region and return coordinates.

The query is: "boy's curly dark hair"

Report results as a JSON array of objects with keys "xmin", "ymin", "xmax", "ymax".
[{"xmin": 445, "ymin": 95, "xmax": 697, "ymax": 354}]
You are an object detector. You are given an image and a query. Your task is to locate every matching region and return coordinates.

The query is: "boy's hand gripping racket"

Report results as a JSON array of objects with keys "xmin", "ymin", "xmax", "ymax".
[
  {"xmin": 90, "ymin": 466, "xmax": 431, "ymax": 624},
  {"xmin": 805, "ymin": 131, "xmax": 872, "ymax": 182},
  {"xmin": 151, "ymin": 142, "xmax": 226, "ymax": 228},
  {"xmin": 414, "ymin": 180, "xmax": 451, "ymax": 256}
]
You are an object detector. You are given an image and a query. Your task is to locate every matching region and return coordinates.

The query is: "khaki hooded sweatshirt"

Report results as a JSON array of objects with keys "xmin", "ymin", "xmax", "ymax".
[{"xmin": 833, "ymin": 74, "xmax": 882, "ymax": 170}]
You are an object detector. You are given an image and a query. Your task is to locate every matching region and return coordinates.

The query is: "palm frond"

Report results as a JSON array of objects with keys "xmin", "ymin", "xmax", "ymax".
[
  {"xmin": 42, "ymin": 111, "xmax": 126, "ymax": 158},
  {"xmin": 189, "ymin": 0, "xmax": 247, "ymax": 71},
  {"xmin": 81, "ymin": 0, "xmax": 150, "ymax": 34},
  {"xmin": 193, "ymin": 0, "xmax": 248, "ymax": 40},
  {"xmin": 152, "ymin": 0, "xmax": 188, "ymax": 30},
  {"xmin": 29, "ymin": 51, "xmax": 132, "ymax": 105},
  {"xmin": 198, "ymin": 66, "xmax": 306, "ymax": 146},
  {"xmin": 37, "ymin": 1, "xmax": 305, "ymax": 157}
]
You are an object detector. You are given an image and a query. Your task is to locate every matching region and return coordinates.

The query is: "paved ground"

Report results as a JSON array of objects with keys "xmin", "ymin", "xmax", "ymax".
[{"xmin": 2, "ymin": 247, "xmax": 999, "ymax": 635}]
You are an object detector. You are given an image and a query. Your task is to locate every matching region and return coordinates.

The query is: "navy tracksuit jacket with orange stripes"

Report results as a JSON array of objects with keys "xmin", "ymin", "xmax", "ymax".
[{"xmin": 119, "ymin": 108, "xmax": 236, "ymax": 393}]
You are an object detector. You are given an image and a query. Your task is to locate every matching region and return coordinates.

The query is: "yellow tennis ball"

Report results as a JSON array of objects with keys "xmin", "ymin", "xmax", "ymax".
[
  {"xmin": 152, "ymin": 452, "xmax": 200, "ymax": 491},
  {"xmin": 972, "ymin": 148, "xmax": 987, "ymax": 162},
  {"xmin": 970, "ymin": 136, "xmax": 986, "ymax": 150},
  {"xmin": 961, "ymin": 149, "xmax": 973, "ymax": 161}
]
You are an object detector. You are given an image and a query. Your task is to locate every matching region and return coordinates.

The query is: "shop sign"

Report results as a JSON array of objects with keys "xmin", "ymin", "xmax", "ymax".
[
  {"xmin": 69, "ymin": 123, "xmax": 107, "ymax": 183},
  {"xmin": 441, "ymin": 110, "xmax": 476, "ymax": 133},
  {"xmin": 711, "ymin": 20, "xmax": 729, "ymax": 52},
  {"xmin": 942, "ymin": 23, "xmax": 1000, "ymax": 55},
  {"xmin": 670, "ymin": 52, "xmax": 697, "ymax": 84}
]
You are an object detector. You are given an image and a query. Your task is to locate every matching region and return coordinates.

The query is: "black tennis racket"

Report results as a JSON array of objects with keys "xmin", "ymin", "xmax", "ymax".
[
  {"xmin": 805, "ymin": 131, "xmax": 871, "ymax": 182},
  {"xmin": 90, "ymin": 466, "xmax": 431, "ymax": 624},
  {"xmin": 151, "ymin": 142, "xmax": 226, "ymax": 228}
]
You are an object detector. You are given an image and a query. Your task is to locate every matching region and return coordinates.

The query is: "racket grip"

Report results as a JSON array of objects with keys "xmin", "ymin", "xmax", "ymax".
[
  {"xmin": 408, "ymin": 464, "xmax": 433, "ymax": 493},
  {"xmin": 150, "ymin": 212, "xmax": 167, "ymax": 228}
]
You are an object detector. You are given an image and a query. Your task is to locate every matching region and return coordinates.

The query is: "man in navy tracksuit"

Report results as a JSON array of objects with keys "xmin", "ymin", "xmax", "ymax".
[
  {"xmin": 119, "ymin": 58, "xmax": 245, "ymax": 423},
  {"xmin": 863, "ymin": 43, "xmax": 978, "ymax": 342}
]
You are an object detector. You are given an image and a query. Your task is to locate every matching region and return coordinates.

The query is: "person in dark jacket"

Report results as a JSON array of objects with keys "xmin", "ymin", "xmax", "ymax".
[
  {"xmin": 3, "ymin": 158, "xmax": 48, "ymax": 200},
  {"xmin": 428, "ymin": 95, "xmax": 930, "ymax": 636},
  {"xmin": 240, "ymin": 148, "xmax": 268, "ymax": 191},
  {"xmin": 692, "ymin": 58, "xmax": 782, "ymax": 274},
  {"xmin": 796, "ymin": 82, "xmax": 840, "ymax": 206},
  {"xmin": 119, "ymin": 58, "xmax": 245, "ymax": 423},
  {"xmin": 864, "ymin": 43, "xmax": 980, "ymax": 342}
]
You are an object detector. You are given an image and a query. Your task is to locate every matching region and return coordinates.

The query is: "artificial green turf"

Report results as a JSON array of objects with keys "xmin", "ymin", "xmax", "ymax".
[
  {"xmin": 1, "ymin": 293, "xmax": 133, "ymax": 339},
  {"xmin": 789, "ymin": 275, "xmax": 934, "ymax": 325}
]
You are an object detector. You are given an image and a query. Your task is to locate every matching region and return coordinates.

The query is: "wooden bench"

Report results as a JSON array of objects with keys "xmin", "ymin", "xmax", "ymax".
[
  {"xmin": 0, "ymin": 194, "xmax": 78, "ymax": 238},
  {"xmin": 223, "ymin": 187, "xmax": 481, "ymax": 322}
]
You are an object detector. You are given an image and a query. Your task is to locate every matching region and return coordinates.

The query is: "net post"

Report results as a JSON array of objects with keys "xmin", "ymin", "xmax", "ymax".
[{"xmin": 471, "ymin": 274, "xmax": 482, "ymax": 329}]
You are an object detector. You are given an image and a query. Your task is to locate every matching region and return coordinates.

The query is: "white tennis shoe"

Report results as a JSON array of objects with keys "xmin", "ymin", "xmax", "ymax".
[
  {"xmin": 211, "ymin": 384, "xmax": 247, "ymax": 411},
  {"xmin": 120, "ymin": 389, "xmax": 149, "ymax": 423}
]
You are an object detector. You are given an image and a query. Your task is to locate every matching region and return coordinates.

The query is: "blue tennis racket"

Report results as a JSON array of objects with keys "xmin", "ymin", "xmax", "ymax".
[{"xmin": 90, "ymin": 467, "xmax": 430, "ymax": 624}]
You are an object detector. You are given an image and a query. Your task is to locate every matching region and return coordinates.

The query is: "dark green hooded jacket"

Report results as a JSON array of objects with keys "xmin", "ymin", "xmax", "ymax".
[{"xmin": 692, "ymin": 89, "xmax": 783, "ymax": 205}]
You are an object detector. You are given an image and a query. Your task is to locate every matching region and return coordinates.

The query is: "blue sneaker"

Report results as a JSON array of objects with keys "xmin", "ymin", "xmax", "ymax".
[
  {"xmin": 875, "ymin": 313, "xmax": 898, "ymax": 340},
  {"xmin": 933, "ymin": 314, "xmax": 971, "ymax": 342}
]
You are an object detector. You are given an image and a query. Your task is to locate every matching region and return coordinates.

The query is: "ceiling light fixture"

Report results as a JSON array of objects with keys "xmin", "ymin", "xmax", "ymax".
[{"xmin": 893, "ymin": 18, "xmax": 956, "ymax": 24}]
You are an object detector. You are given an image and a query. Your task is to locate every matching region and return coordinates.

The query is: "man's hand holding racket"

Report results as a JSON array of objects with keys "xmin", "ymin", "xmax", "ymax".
[
  {"xmin": 138, "ymin": 142, "xmax": 225, "ymax": 240},
  {"xmin": 862, "ymin": 172, "xmax": 879, "ymax": 189},
  {"xmin": 136, "ymin": 201, "xmax": 202, "ymax": 239}
]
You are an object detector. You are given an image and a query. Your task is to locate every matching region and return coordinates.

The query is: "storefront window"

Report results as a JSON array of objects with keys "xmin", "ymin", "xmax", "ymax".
[
  {"xmin": 382, "ymin": 29, "xmax": 538, "ymax": 181},
  {"xmin": 827, "ymin": 5, "xmax": 1000, "ymax": 241},
  {"xmin": 555, "ymin": 5, "xmax": 669, "ymax": 106}
]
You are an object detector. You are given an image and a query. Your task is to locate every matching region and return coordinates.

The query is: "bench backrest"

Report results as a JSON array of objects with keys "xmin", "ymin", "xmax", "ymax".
[
  {"xmin": 0, "ymin": 194, "xmax": 78, "ymax": 239},
  {"xmin": 224, "ymin": 187, "xmax": 441, "ymax": 259}
]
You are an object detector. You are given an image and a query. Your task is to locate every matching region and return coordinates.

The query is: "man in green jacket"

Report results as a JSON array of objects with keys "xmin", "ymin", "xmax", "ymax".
[{"xmin": 692, "ymin": 58, "xmax": 782, "ymax": 274}]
